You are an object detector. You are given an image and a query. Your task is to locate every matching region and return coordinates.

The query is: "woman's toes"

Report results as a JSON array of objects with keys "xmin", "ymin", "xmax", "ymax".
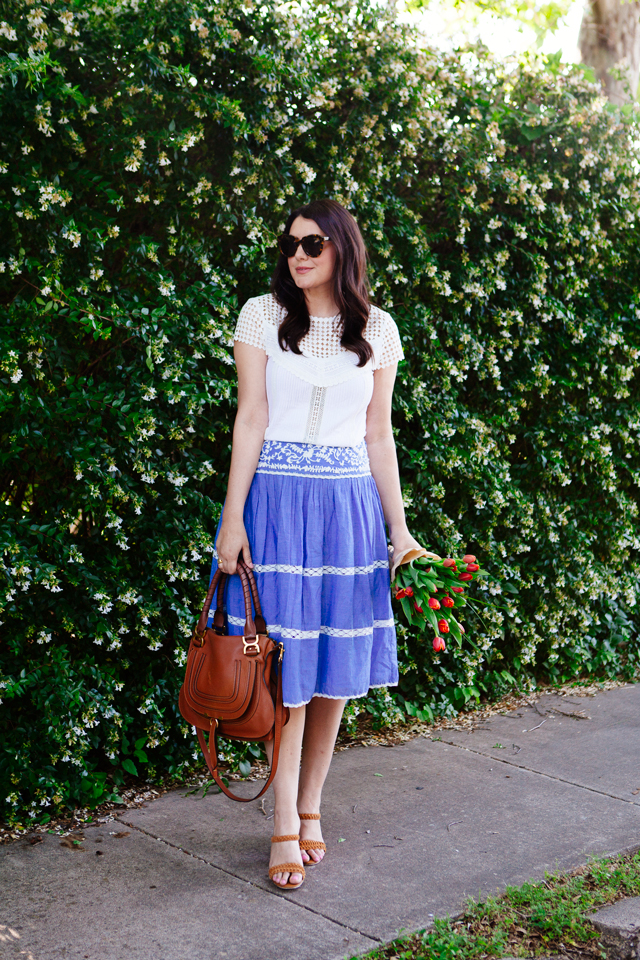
[{"xmin": 301, "ymin": 849, "xmax": 310, "ymax": 863}]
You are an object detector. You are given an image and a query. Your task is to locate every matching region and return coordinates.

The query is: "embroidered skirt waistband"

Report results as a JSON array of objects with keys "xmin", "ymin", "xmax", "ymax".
[{"xmin": 255, "ymin": 439, "xmax": 371, "ymax": 479}]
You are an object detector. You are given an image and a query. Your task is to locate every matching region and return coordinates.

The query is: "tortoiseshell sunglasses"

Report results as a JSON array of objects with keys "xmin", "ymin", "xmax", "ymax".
[{"xmin": 277, "ymin": 233, "xmax": 331, "ymax": 258}]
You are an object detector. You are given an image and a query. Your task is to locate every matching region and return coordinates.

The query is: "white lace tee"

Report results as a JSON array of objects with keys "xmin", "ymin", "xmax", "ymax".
[{"xmin": 234, "ymin": 293, "xmax": 404, "ymax": 448}]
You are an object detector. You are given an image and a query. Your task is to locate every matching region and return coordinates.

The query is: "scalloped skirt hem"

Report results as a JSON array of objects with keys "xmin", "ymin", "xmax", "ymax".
[{"xmin": 284, "ymin": 682, "xmax": 396, "ymax": 709}]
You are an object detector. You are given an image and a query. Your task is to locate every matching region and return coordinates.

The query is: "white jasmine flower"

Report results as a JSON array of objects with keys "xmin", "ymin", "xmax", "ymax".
[{"xmin": 0, "ymin": 22, "xmax": 18, "ymax": 41}]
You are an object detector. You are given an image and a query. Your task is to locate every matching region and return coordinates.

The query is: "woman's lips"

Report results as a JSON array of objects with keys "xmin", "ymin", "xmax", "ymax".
[{"xmin": 295, "ymin": 266, "xmax": 313, "ymax": 274}]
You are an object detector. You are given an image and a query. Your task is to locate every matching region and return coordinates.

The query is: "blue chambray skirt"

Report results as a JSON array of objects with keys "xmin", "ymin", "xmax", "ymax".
[{"xmin": 208, "ymin": 439, "xmax": 398, "ymax": 708}]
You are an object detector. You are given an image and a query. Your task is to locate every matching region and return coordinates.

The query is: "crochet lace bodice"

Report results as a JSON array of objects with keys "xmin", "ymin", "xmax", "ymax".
[{"xmin": 235, "ymin": 292, "xmax": 403, "ymax": 371}]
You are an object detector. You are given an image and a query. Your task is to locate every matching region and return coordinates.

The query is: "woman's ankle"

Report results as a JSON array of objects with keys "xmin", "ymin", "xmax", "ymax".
[
  {"xmin": 273, "ymin": 809, "xmax": 300, "ymax": 832},
  {"xmin": 297, "ymin": 792, "xmax": 321, "ymax": 814}
]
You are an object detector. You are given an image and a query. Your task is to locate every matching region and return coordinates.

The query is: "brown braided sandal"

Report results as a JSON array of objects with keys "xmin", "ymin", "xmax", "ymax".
[
  {"xmin": 299, "ymin": 813, "xmax": 326, "ymax": 865},
  {"xmin": 268, "ymin": 834, "xmax": 306, "ymax": 890}
]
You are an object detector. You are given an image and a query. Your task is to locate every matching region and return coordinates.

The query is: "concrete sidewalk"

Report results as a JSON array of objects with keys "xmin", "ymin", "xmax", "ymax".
[{"xmin": 2, "ymin": 684, "xmax": 639, "ymax": 960}]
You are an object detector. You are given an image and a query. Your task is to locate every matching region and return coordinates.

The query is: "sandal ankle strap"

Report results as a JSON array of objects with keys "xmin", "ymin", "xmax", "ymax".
[
  {"xmin": 299, "ymin": 813, "xmax": 321, "ymax": 820},
  {"xmin": 271, "ymin": 834, "xmax": 300, "ymax": 843}
]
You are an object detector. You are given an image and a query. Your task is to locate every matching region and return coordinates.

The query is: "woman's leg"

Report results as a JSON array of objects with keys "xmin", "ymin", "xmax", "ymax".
[
  {"xmin": 264, "ymin": 704, "xmax": 306, "ymax": 887},
  {"xmin": 297, "ymin": 697, "xmax": 347, "ymax": 863}
]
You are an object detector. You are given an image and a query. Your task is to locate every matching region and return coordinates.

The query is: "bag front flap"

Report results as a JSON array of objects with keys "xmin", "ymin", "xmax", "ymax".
[{"xmin": 182, "ymin": 630, "xmax": 267, "ymax": 721}]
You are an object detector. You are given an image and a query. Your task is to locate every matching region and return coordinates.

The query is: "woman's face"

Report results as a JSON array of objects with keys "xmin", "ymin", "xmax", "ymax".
[{"xmin": 286, "ymin": 215, "xmax": 336, "ymax": 295}]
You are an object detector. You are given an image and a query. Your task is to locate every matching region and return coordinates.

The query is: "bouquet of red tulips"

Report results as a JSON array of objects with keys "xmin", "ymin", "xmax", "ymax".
[{"xmin": 393, "ymin": 554, "xmax": 481, "ymax": 653}]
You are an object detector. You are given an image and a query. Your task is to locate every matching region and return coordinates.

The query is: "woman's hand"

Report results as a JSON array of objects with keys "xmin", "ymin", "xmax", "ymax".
[
  {"xmin": 389, "ymin": 528, "xmax": 423, "ymax": 560},
  {"xmin": 389, "ymin": 528, "xmax": 429, "ymax": 578},
  {"xmin": 215, "ymin": 515, "xmax": 253, "ymax": 575}
]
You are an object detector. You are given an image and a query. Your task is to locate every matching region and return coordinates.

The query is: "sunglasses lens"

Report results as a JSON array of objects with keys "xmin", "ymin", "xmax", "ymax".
[
  {"xmin": 278, "ymin": 234, "xmax": 297, "ymax": 257},
  {"xmin": 302, "ymin": 235, "xmax": 325, "ymax": 257}
]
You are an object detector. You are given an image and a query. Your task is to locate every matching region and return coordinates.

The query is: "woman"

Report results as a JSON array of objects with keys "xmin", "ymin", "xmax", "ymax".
[{"xmin": 212, "ymin": 198, "xmax": 422, "ymax": 890}]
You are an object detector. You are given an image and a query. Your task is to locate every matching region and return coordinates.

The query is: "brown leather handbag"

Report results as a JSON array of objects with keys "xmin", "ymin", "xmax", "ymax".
[{"xmin": 179, "ymin": 559, "xmax": 289, "ymax": 802}]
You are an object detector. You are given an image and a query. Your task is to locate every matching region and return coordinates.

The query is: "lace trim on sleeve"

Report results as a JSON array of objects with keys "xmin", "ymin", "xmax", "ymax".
[
  {"xmin": 234, "ymin": 297, "xmax": 266, "ymax": 350},
  {"xmin": 374, "ymin": 311, "xmax": 404, "ymax": 370}
]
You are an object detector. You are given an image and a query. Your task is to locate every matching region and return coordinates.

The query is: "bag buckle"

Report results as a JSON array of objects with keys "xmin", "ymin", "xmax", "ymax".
[
  {"xmin": 242, "ymin": 636, "xmax": 260, "ymax": 656},
  {"xmin": 192, "ymin": 625, "xmax": 206, "ymax": 648}
]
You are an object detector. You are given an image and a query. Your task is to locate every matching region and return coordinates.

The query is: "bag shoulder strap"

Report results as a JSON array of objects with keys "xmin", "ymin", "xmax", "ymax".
[{"xmin": 196, "ymin": 645, "xmax": 286, "ymax": 802}]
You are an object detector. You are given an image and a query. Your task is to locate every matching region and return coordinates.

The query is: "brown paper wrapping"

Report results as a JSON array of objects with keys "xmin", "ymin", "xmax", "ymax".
[{"xmin": 388, "ymin": 545, "xmax": 442, "ymax": 581}]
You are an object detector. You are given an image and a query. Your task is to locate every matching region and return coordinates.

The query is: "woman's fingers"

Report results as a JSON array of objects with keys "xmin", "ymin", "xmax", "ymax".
[
  {"xmin": 241, "ymin": 541, "xmax": 254, "ymax": 569},
  {"xmin": 215, "ymin": 518, "xmax": 253, "ymax": 575}
]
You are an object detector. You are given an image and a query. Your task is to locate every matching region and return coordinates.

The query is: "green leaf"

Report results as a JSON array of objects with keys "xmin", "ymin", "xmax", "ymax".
[
  {"xmin": 520, "ymin": 124, "xmax": 546, "ymax": 141},
  {"xmin": 425, "ymin": 607, "xmax": 439, "ymax": 632},
  {"xmin": 448, "ymin": 619, "xmax": 463, "ymax": 646},
  {"xmin": 400, "ymin": 597, "xmax": 415, "ymax": 625},
  {"xmin": 578, "ymin": 63, "xmax": 597, "ymax": 84}
]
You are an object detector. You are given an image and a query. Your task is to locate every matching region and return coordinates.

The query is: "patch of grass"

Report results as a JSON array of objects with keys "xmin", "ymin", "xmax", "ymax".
[{"xmin": 359, "ymin": 849, "xmax": 640, "ymax": 960}]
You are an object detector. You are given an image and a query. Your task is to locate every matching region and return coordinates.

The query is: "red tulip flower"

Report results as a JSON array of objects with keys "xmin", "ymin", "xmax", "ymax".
[
  {"xmin": 442, "ymin": 596, "xmax": 454, "ymax": 608},
  {"xmin": 442, "ymin": 558, "xmax": 456, "ymax": 568},
  {"xmin": 396, "ymin": 586, "xmax": 415, "ymax": 599},
  {"xmin": 428, "ymin": 597, "xmax": 441, "ymax": 610},
  {"xmin": 462, "ymin": 554, "xmax": 476, "ymax": 563},
  {"xmin": 466, "ymin": 563, "xmax": 480, "ymax": 573},
  {"xmin": 414, "ymin": 602, "xmax": 423, "ymax": 614},
  {"xmin": 437, "ymin": 618, "xmax": 449, "ymax": 633},
  {"xmin": 459, "ymin": 572, "xmax": 473, "ymax": 582},
  {"xmin": 452, "ymin": 586, "xmax": 464, "ymax": 593},
  {"xmin": 433, "ymin": 636, "xmax": 446, "ymax": 652}
]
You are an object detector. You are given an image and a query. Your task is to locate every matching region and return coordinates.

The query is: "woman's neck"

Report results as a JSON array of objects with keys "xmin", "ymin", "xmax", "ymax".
[{"xmin": 304, "ymin": 285, "xmax": 339, "ymax": 318}]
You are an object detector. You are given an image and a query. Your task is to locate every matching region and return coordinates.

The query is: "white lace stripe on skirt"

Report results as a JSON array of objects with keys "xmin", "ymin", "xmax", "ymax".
[
  {"xmin": 212, "ymin": 549, "xmax": 388, "ymax": 577},
  {"xmin": 227, "ymin": 615, "xmax": 394, "ymax": 637}
]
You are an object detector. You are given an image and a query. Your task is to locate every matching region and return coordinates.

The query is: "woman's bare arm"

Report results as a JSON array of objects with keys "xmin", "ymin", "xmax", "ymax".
[
  {"xmin": 215, "ymin": 341, "xmax": 269, "ymax": 574},
  {"xmin": 365, "ymin": 364, "xmax": 422, "ymax": 558}
]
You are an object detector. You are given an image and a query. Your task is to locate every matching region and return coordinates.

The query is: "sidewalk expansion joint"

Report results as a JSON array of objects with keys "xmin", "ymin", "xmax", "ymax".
[
  {"xmin": 437, "ymin": 740, "xmax": 640, "ymax": 807},
  {"xmin": 115, "ymin": 815, "xmax": 381, "ymax": 945}
]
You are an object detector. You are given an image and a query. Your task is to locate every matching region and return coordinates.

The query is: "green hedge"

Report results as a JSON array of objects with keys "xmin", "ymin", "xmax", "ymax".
[{"xmin": 1, "ymin": 0, "xmax": 640, "ymax": 823}]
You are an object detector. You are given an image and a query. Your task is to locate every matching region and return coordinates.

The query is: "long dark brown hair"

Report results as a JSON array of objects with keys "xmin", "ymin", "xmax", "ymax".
[{"xmin": 271, "ymin": 198, "xmax": 373, "ymax": 367}]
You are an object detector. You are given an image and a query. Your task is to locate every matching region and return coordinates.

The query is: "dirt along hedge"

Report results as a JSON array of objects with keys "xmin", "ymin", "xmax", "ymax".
[{"xmin": 1, "ymin": 0, "xmax": 640, "ymax": 823}]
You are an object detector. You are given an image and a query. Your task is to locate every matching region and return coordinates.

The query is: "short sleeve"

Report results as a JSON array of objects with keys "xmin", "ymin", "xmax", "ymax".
[
  {"xmin": 234, "ymin": 297, "xmax": 265, "ymax": 350},
  {"xmin": 374, "ymin": 314, "xmax": 404, "ymax": 370}
]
